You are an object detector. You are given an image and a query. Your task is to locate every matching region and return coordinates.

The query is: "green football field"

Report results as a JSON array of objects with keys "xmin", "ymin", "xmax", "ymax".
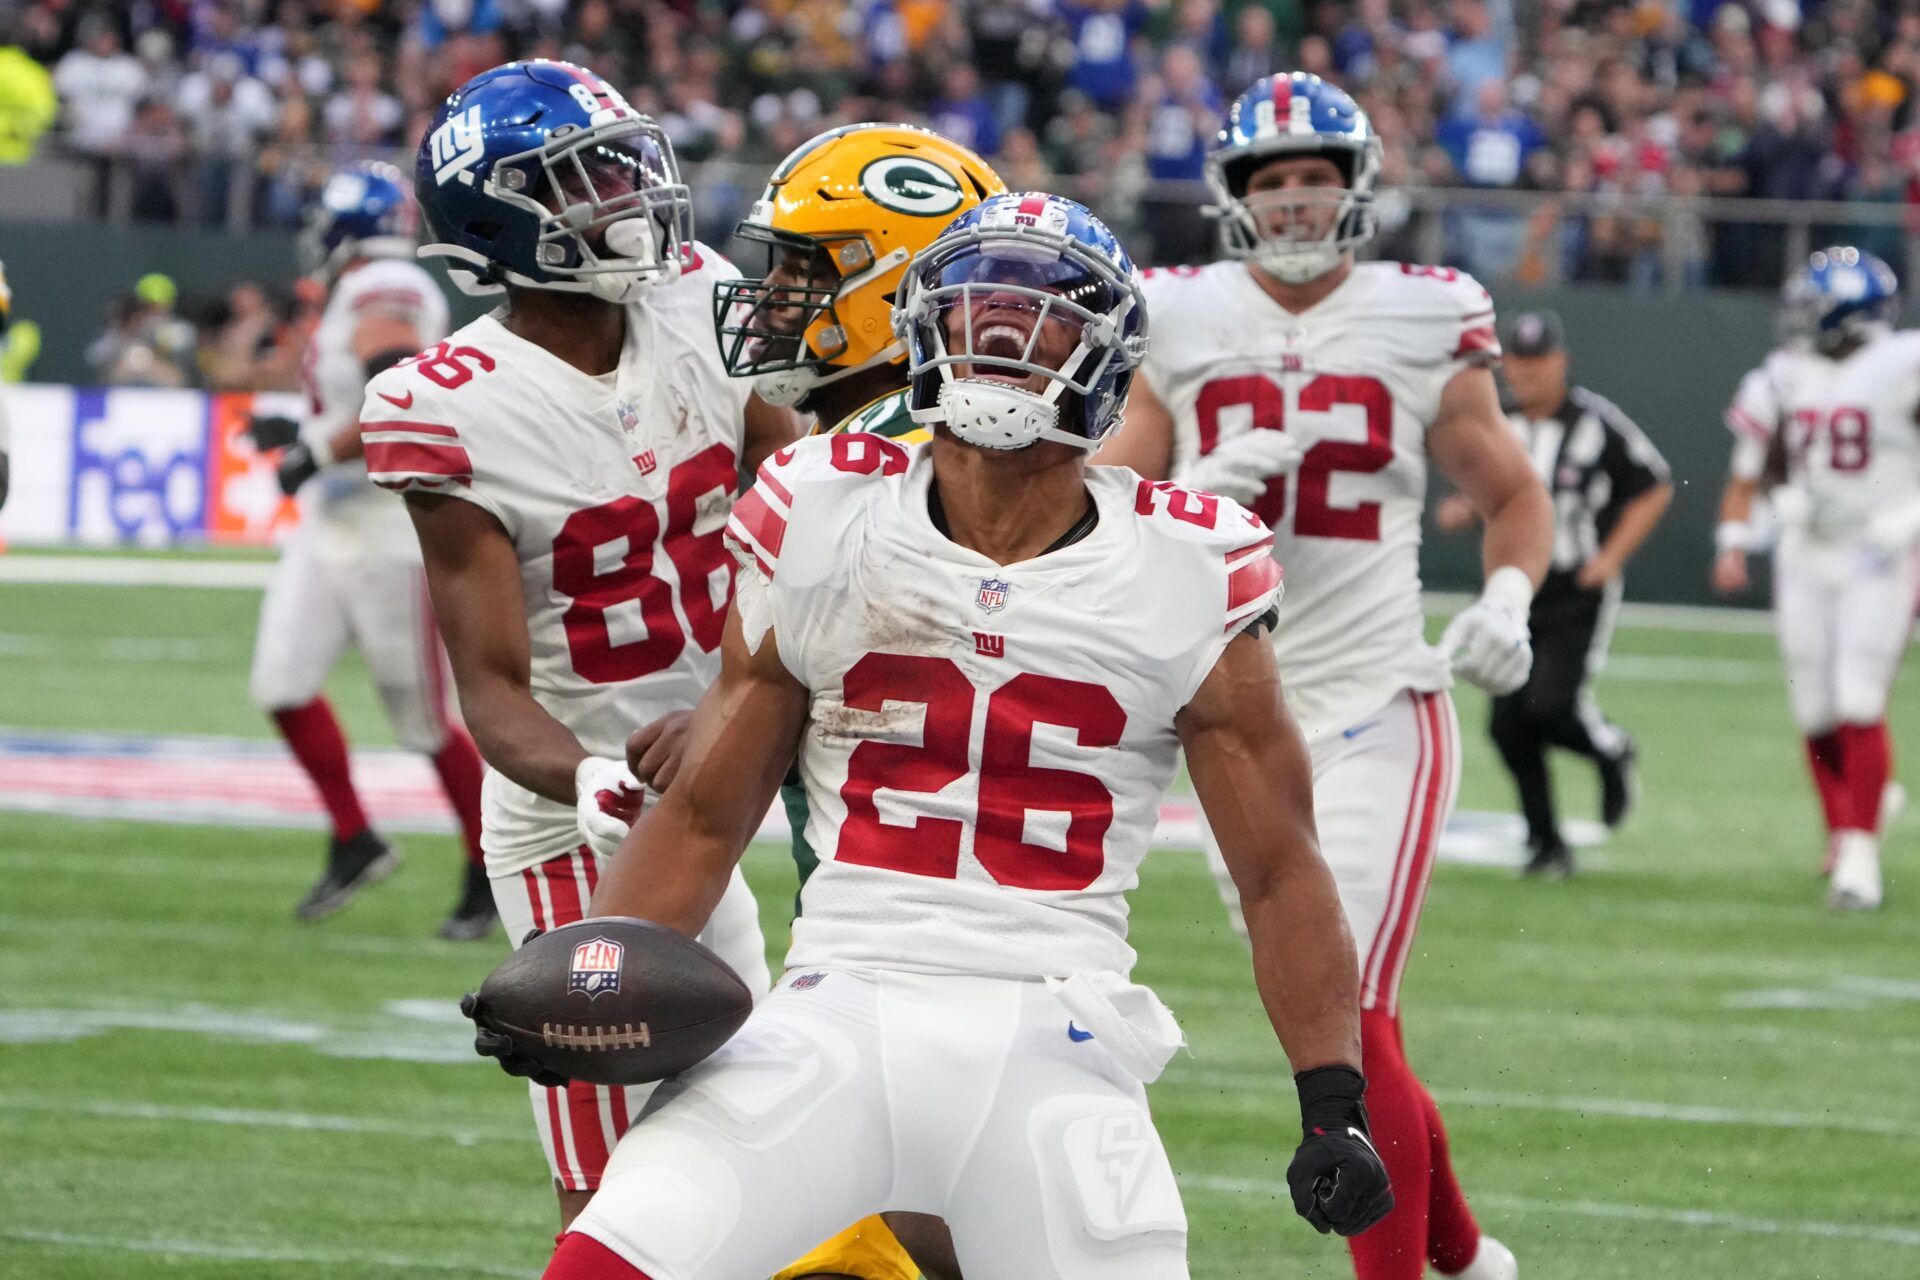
[{"xmin": 2, "ymin": 574, "xmax": 1917, "ymax": 1279}]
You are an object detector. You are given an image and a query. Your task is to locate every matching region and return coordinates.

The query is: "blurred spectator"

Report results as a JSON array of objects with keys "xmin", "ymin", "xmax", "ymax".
[
  {"xmin": 930, "ymin": 64, "xmax": 1000, "ymax": 158},
  {"xmin": 1222, "ymin": 7, "xmax": 1286, "ymax": 98},
  {"xmin": 201, "ymin": 281, "xmax": 283, "ymax": 390},
  {"xmin": 53, "ymin": 15, "xmax": 147, "ymax": 208},
  {"xmin": 178, "ymin": 54, "xmax": 278, "ymax": 224},
  {"xmin": 1140, "ymin": 43, "xmax": 1221, "ymax": 263},
  {"xmin": 0, "ymin": 24, "xmax": 56, "ymax": 163},
  {"xmin": 1060, "ymin": 0, "xmax": 1148, "ymax": 112},
  {"xmin": 87, "ymin": 274, "xmax": 197, "ymax": 388},
  {"xmin": 0, "ymin": 0, "xmax": 1907, "ymax": 288}
]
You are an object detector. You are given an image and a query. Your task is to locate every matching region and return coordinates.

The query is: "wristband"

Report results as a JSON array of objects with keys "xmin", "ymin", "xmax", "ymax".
[
  {"xmin": 1714, "ymin": 520, "xmax": 1752, "ymax": 553},
  {"xmin": 308, "ymin": 434, "xmax": 337, "ymax": 468},
  {"xmin": 1294, "ymin": 1063, "xmax": 1370, "ymax": 1134},
  {"xmin": 1481, "ymin": 564, "xmax": 1534, "ymax": 616}
]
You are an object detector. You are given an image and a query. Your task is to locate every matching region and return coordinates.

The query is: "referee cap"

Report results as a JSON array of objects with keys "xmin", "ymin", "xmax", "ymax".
[{"xmin": 1504, "ymin": 308, "xmax": 1565, "ymax": 357}]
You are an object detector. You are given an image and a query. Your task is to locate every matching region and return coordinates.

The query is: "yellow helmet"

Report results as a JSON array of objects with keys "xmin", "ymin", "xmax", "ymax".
[{"xmin": 714, "ymin": 123, "xmax": 1004, "ymax": 405}]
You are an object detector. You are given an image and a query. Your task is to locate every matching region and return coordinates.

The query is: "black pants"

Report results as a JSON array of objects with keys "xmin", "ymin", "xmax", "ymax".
[{"xmin": 1489, "ymin": 578, "xmax": 1628, "ymax": 845}]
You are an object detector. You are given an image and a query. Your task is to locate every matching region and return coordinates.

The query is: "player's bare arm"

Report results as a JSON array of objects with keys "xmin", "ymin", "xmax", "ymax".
[
  {"xmin": 742, "ymin": 389, "xmax": 805, "ymax": 474},
  {"xmin": 405, "ymin": 490, "xmax": 590, "ymax": 804},
  {"xmin": 1428, "ymin": 365, "xmax": 1552, "ymax": 587},
  {"xmin": 592, "ymin": 608, "xmax": 807, "ymax": 932},
  {"xmin": 1579, "ymin": 479, "xmax": 1672, "ymax": 589},
  {"xmin": 1179, "ymin": 630, "xmax": 1359, "ymax": 1072}
]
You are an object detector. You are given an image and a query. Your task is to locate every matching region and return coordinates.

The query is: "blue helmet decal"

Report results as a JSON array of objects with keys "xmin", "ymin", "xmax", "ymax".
[
  {"xmin": 1205, "ymin": 73, "xmax": 1382, "ymax": 282},
  {"xmin": 896, "ymin": 192, "xmax": 1147, "ymax": 451},
  {"xmin": 1783, "ymin": 245, "xmax": 1900, "ymax": 352},
  {"xmin": 414, "ymin": 60, "xmax": 693, "ymax": 301},
  {"xmin": 299, "ymin": 162, "xmax": 416, "ymax": 278}
]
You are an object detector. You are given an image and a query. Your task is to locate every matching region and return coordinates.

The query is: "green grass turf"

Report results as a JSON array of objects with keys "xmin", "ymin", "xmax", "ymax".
[{"xmin": 2, "ymin": 580, "xmax": 1918, "ymax": 1278}]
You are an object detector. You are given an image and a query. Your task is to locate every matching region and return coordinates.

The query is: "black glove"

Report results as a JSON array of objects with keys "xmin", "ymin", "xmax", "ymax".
[
  {"xmin": 245, "ymin": 414, "xmax": 300, "ymax": 452},
  {"xmin": 1286, "ymin": 1065, "xmax": 1394, "ymax": 1237},
  {"xmin": 458, "ymin": 991, "xmax": 570, "ymax": 1089},
  {"xmin": 277, "ymin": 440, "xmax": 320, "ymax": 496}
]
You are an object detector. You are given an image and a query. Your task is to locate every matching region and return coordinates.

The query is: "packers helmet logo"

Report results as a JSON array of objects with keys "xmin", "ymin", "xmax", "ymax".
[{"xmin": 858, "ymin": 156, "xmax": 965, "ymax": 217}]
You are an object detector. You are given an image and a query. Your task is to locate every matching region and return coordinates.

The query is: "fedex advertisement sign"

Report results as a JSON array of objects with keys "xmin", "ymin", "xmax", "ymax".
[{"xmin": 1, "ymin": 385, "xmax": 305, "ymax": 548}]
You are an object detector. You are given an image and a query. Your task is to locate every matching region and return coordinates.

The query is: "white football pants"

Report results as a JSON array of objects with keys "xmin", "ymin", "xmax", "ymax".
[
  {"xmin": 1773, "ymin": 537, "xmax": 1920, "ymax": 733},
  {"xmin": 569, "ymin": 968, "xmax": 1190, "ymax": 1279},
  {"xmin": 249, "ymin": 530, "xmax": 454, "ymax": 753},
  {"xmin": 1205, "ymin": 687, "xmax": 1459, "ymax": 1015}
]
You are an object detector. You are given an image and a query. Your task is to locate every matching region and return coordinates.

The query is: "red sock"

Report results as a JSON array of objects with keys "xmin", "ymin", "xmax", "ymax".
[
  {"xmin": 432, "ymin": 728, "xmax": 487, "ymax": 867},
  {"xmin": 543, "ymin": 1233, "xmax": 652, "ymax": 1280},
  {"xmin": 1422, "ymin": 1087, "xmax": 1481, "ymax": 1274},
  {"xmin": 1838, "ymin": 722, "xmax": 1892, "ymax": 835},
  {"xmin": 271, "ymin": 699, "xmax": 368, "ymax": 840},
  {"xmin": 1805, "ymin": 730, "xmax": 1853, "ymax": 835},
  {"xmin": 1348, "ymin": 1009, "xmax": 1480, "ymax": 1280}
]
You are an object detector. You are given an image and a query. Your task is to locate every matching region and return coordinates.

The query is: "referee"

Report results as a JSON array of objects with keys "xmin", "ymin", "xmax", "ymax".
[{"xmin": 1442, "ymin": 310, "xmax": 1673, "ymax": 877}]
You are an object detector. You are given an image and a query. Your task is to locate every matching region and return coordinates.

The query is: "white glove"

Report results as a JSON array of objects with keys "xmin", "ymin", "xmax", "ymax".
[
  {"xmin": 575, "ymin": 756, "xmax": 643, "ymax": 860},
  {"xmin": 1439, "ymin": 567, "xmax": 1534, "ymax": 696},
  {"xmin": 1174, "ymin": 430, "xmax": 1306, "ymax": 505},
  {"xmin": 1864, "ymin": 501, "xmax": 1920, "ymax": 558}
]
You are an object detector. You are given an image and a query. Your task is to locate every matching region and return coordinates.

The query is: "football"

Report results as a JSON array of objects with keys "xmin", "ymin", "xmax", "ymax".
[{"xmin": 473, "ymin": 917, "xmax": 754, "ymax": 1086}]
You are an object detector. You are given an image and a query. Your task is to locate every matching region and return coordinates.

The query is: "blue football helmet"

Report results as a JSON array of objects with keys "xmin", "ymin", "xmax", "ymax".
[
  {"xmin": 896, "ymin": 192, "xmax": 1147, "ymax": 451},
  {"xmin": 1781, "ymin": 246, "xmax": 1900, "ymax": 354},
  {"xmin": 1206, "ymin": 72, "xmax": 1382, "ymax": 283},
  {"xmin": 414, "ymin": 60, "xmax": 692, "ymax": 301},
  {"xmin": 298, "ymin": 162, "xmax": 417, "ymax": 280}
]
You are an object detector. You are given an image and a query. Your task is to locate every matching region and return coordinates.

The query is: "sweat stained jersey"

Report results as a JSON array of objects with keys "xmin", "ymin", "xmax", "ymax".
[
  {"xmin": 725, "ymin": 433, "xmax": 1282, "ymax": 981},
  {"xmin": 1139, "ymin": 259, "xmax": 1499, "ymax": 737},
  {"xmin": 360, "ymin": 247, "xmax": 754, "ymax": 873}
]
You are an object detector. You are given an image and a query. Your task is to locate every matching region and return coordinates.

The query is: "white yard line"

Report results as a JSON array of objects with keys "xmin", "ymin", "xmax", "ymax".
[
  {"xmin": 1181, "ymin": 1174, "xmax": 1920, "ymax": 1247},
  {"xmin": 1160, "ymin": 1074, "xmax": 1920, "ymax": 1139},
  {"xmin": 0, "ymin": 1227, "xmax": 531, "ymax": 1276},
  {"xmin": 0, "ymin": 632, "xmax": 247, "ymax": 662},
  {"xmin": 17, "ymin": 1091, "xmax": 1916, "ymax": 1253},
  {"xmin": 0, "ymin": 1094, "xmax": 517, "ymax": 1144},
  {"xmin": 0, "ymin": 914, "xmax": 468, "ymax": 959},
  {"xmin": 1, "ymin": 555, "xmax": 1780, "ymax": 632},
  {"xmin": 0, "ymin": 556, "xmax": 273, "ymax": 589},
  {"xmin": 0, "ymin": 849, "xmax": 310, "ymax": 883}
]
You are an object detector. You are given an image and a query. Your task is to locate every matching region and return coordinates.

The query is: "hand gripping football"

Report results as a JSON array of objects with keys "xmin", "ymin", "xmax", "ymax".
[{"xmin": 470, "ymin": 917, "xmax": 753, "ymax": 1086}]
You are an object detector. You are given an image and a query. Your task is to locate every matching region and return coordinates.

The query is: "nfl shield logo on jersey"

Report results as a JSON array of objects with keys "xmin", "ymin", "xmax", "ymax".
[
  {"xmin": 976, "ymin": 577, "xmax": 1010, "ymax": 613},
  {"xmin": 567, "ymin": 937, "xmax": 623, "ymax": 999}
]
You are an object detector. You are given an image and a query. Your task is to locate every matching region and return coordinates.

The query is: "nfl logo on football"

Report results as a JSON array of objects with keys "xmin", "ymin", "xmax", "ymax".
[
  {"xmin": 567, "ymin": 937, "xmax": 623, "ymax": 999},
  {"xmin": 976, "ymin": 577, "xmax": 1009, "ymax": 614}
]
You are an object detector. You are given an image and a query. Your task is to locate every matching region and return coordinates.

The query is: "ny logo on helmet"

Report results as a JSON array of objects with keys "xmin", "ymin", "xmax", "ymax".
[
  {"xmin": 859, "ymin": 156, "xmax": 965, "ymax": 217},
  {"xmin": 431, "ymin": 105, "xmax": 487, "ymax": 187}
]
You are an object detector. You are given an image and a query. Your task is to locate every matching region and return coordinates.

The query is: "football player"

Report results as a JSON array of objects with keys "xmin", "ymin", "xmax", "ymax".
[
  {"xmin": 709, "ymin": 121, "xmax": 1005, "ymax": 1280},
  {"xmin": 363, "ymin": 60, "xmax": 790, "ymax": 1238},
  {"xmin": 505, "ymin": 192, "xmax": 1392, "ymax": 1280},
  {"xmin": 1097, "ymin": 74, "xmax": 1549, "ymax": 1280},
  {"xmin": 1713, "ymin": 246, "xmax": 1920, "ymax": 910},
  {"xmin": 243, "ymin": 162, "xmax": 494, "ymax": 939}
]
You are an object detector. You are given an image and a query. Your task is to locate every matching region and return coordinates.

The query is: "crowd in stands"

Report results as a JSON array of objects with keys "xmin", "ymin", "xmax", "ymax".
[{"xmin": 9, "ymin": 0, "xmax": 1915, "ymax": 291}]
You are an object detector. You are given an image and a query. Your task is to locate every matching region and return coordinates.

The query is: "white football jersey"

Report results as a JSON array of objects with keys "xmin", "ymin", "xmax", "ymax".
[
  {"xmin": 1139, "ymin": 260, "xmax": 1499, "ymax": 737},
  {"xmin": 362, "ymin": 247, "xmax": 754, "ymax": 872},
  {"xmin": 1724, "ymin": 333, "xmax": 1920, "ymax": 540},
  {"xmin": 300, "ymin": 257, "xmax": 449, "ymax": 555},
  {"xmin": 725, "ymin": 434, "xmax": 1282, "ymax": 981}
]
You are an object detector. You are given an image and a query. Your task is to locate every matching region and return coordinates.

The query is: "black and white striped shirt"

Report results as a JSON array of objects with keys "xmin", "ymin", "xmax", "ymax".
[{"xmin": 1509, "ymin": 386, "xmax": 1671, "ymax": 582}]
